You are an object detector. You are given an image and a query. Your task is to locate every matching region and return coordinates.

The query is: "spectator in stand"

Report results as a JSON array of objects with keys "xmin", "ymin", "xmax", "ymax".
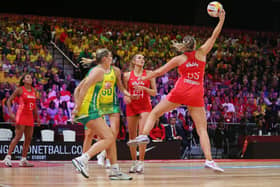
[
  {"xmin": 53, "ymin": 92, "xmax": 63, "ymax": 109},
  {"xmin": 213, "ymin": 120, "xmax": 229, "ymax": 155},
  {"xmin": 46, "ymin": 100, "xmax": 57, "ymax": 126},
  {"xmin": 67, "ymin": 96, "xmax": 75, "ymax": 118},
  {"xmin": 117, "ymin": 118, "xmax": 127, "ymax": 141},
  {"xmin": 149, "ymin": 119, "xmax": 166, "ymax": 141},
  {"xmin": 0, "ymin": 100, "xmax": 4, "ymax": 122},
  {"xmin": 67, "ymin": 80, "xmax": 77, "ymax": 94},
  {"xmin": 165, "ymin": 117, "xmax": 183, "ymax": 141},
  {"xmin": 54, "ymin": 108, "xmax": 68, "ymax": 125},
  {"xmin": 47, "ymin": 84, "xmax": 58, "ymax": 101},
  {"xmin": 60, "ymin": 83, "xmax": 71, "ymax": 102},
  {"xmin": 61, "ymin": 101, "xmax": 70, "ymax": 118},
  {"xmin": 40, "ymin": 108, "xmax": 50, "ymax": 125},
  {"xmin": 222, "ymin": 96, "xmax": 235, "ymax": 113}
]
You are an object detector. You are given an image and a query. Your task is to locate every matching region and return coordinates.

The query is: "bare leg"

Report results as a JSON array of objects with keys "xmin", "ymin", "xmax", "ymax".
[
  {"xmin": 85, "ymin": 118, "xmax": 114, "ymax": 158},
  {"xmin": 127, "ymin": 115, "xmax": 139, "ymax": 160},
  {"xmin": 83, "ymin": 129, "xmax": 94, "ymax": 153},
  {"xmin": 188, "ymin": 106, "xmax": 212, "ymax": 161},
  {"xmin": 138, "ymin": 112, "xmax": 150, "ymax": 161},
  {"xmin": 7, "ymin": 125, "xmax": 25, "ymax": 156},
  {"xmin": 142, "ymin": 99, "xmax": 180, "ymax": 135},
  {"xmin": 22, "ymin": 126, "xmax": 34, "ymax": 158},
  {"xmin": 106, "ymin": 113, "xmax": 120, "ymax": 165}
]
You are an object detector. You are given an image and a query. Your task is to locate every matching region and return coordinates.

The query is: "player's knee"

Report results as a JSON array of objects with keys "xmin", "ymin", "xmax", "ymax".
[
  {"xmin": 151, "ymin": 109, "xmax": 160, "ymax": 118},
  {"xmin": 196, "ymin": 127, "xmax": 207, "ymax": 137},
  {"xmin": 104, "ymin": 131, "xmax": 114, "ymax": 142}
]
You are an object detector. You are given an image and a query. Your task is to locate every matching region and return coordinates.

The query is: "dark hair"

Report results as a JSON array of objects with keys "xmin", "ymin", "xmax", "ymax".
[{"xmin": 19, "ymin": 73, "xmax": 33, "ymax": 87}]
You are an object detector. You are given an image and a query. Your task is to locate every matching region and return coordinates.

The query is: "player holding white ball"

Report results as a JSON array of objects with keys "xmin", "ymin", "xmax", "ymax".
[
  {"xmin": 207, "ymin": 1, "xmax": 223, "ymax": 17},
  {"xmin": 128, "ymin": 6, "xmax": 226, "ymax": 173}
]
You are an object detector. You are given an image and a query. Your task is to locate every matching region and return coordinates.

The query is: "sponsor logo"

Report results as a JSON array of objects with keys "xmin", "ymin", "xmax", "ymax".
[
  {"xmin": 136, "ymin": 146, "xmax": 156, "ymax": 156},
  {"xmin": 186, "ymin": 62, "xmax": 199, "ymax": 68},
  {"xmin": 27, "ymin": 95, "xmax": 36, "ymax": 99}
]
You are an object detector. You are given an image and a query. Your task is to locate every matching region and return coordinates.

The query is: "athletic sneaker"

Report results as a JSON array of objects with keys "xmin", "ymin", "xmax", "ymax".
[
  {"xmin": 105, "ymin": 159, "xmax": 111, "ymax": 169},
  {"xmin": 204, "ymin": 160, "xmax": 224, "ymax": 172},
  {"xmin": 3, "ymin": 155, "xmax": 12, "ymax": 167},
  {"xmin": 97, "ymin": 153, "xmax": 105, "ymax": 167},
  {"xmin": 72, "ymin": 156, "xmax": 89, "ymax": 178},
  {"xmin": 129, "ymin": 161, "xmax": 138, "ymax": 173},
  {"xmin": 19, "ymin": 158, "xmax": 34, "ymax": 167},
  {"xmin": 109, "ymin": 168, "xmax": 133, "ymax": 180},
  {"xmin": 127, "ymin": 135, "xmax": 150, "ymax": 146},
  {"xmin": 136, "ymin": 161, "xmax": 144, "ymax": 174}
]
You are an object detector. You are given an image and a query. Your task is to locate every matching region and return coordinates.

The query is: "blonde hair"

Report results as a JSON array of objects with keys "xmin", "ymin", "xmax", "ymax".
[
  {"xmin": 171, "ymin": 35, "xmax": 196, "ymax": 52},
  {"xmin": 96, "ymin": 48, "xmax": 111, "ymax": 63}
]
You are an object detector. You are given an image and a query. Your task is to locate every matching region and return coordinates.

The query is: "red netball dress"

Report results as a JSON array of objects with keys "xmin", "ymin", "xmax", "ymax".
[
  {"xmin": 16, "ymin": 86, "xmax": 36, "ymax": 126},
  {"xmin": 166, "ymin": 51, "xmax": 206, "ymax": 107},
  {"xmin": 126, "ymin": 70, "xmax": 152, "ymax": 116}
]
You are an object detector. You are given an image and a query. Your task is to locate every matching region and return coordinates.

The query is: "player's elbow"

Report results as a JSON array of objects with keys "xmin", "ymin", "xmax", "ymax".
[{"xmin": 154, "ymin": 70, "xmax": 162, "ymax": 77}]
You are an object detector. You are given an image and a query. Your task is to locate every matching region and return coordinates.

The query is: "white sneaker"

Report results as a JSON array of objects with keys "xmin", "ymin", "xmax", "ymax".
[
  {"xmin": 204, "ymin": 160, "xmax": 224, "ymax": 172},
  {"xmin": 109, "ymin": 168, "xmax": 133, "ymax": 180},
  {"xmin": 19, "ymin": 158, "xmax": 34, "ymax": 167},
  {"xmin": 136, "ymin": 161, "xmax": 144, "ymax": 174},
  {"xmin": 97, "ymin": 154, "xmax": 105, "ymax": 167},
  {"xmin": 105, "ymin": 159, "xmax": 111, "ymax": 169},
  {"xmin": 72, "ymin": 156, "xmax": 89, "ymax": 178},
  {"xmin": 127, "ymin": 135, "xmax": 150, "ymax": 146},
  {"xmin": 129, "ymin": 161, "xmax": 138, "ymax": 173},
  {"xmin": 3, "ymin": 155, "xmax": 12, "ymax": 167}
]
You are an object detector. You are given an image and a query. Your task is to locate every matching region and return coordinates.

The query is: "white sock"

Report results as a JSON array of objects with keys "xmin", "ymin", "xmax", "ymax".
[
  {"xmin": 206, "ymin": 160, "xmax": 213, "ymax": 163},
  {"xmin": 21, "ymin": 157, "xmax": 27, "ymax": 161},
  {"xmin": 5, "ymin": 155, "xmax": 11, "ymax": 159},
  {"xmin": 111, "ymin": 164, "xmax": 119, "ymax": 170},
  {"xmin": 82, "ymin": 153, "xmax": 90, "ymax": 161},
  {"xmin": 100, "ymin": 150, "xmax": 106, "ymax": 157},
  {"xmin": 138, "ymin": 161, "xmax": 144, "ymax": 165}
]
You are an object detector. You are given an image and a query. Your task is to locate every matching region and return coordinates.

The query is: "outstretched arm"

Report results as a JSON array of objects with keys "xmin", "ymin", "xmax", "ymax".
[
  {"xmin": 199, "ymin": 9, "xmax": 226, "ymax": 56},
  {"xmin": 142, "ymin": 55, "xmax": 182, "ymax": 81},
  {"xmin": 138, "ymin": 70, "xmax": 157, "ymax": 96},
  {"xmin": 80, "ymin": 57, "xmax": 95, "ymax": 64}
]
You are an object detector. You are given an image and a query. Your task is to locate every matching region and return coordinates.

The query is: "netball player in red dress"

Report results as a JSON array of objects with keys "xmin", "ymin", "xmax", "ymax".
[
  {"xmin": 128, "ymin": 10, "xmax": 226, "ymax": 172},
  {"xmin": 3, "ymin": 73, "xmax": 40, "ymax": 167},
  {"xmin": 123, "ymin": 54, "xmax": 157, "ymax": 173}
]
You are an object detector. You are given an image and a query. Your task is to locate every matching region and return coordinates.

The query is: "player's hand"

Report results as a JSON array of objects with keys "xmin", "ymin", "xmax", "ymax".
[
  {"xmin": 37, "ymin": 118, "xmax": 41, "ymax": 126},
  {"xmin": 134, "ymin": 85, "xmax": 144, "ymax": 92},
  {"xmin": 124, "ymin": 95, "xmax": 131, "ymax": 104},
  {"xmin": 219, "ymin": 9, "xmax": 225, "ymax": 21},
  {"xmin": 70, "ymin": 107, "xmax": 78, "ymax": 123},
  {"xmin": 80, "ymin": 57, "xmax": 91, "ymax": 64},
  {"xmin": 9, "ymin": 113, "xmax": 16, "ymax": 122}
]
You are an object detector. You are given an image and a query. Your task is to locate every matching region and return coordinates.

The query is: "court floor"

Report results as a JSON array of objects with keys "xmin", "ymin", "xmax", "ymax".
[{"xmin": 1, "ymin": 159, "xmax": 280, "ymax": 187}]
